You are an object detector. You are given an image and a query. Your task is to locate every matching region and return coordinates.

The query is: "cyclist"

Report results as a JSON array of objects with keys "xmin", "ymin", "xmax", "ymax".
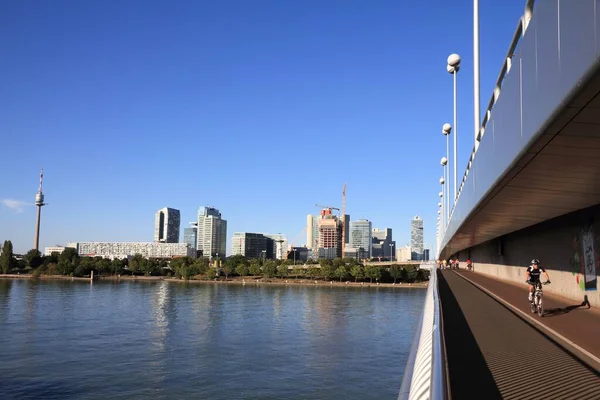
[{"xmin": 526, "ymin": 259, "xmax": 550, "ymax": 302}]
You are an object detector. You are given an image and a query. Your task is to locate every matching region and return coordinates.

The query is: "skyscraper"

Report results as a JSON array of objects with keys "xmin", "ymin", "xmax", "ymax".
[
  {"xmin": 350, "ymin": 219, "xmax": 372, "ymax": 258},
  {"xmin": 318, "ymin": 208, "xmax": 343, "ymax": 259},
  {"xmin": 411, "ymin": 216, "xmax": 424, "ymax": 261},
  {"xmin": 306, "ymin": 214, "xmax": 319, "ymax": 249},
  {"xmin": 154, "ymin": 207, "xmax": 181, "ymax": 243},
  {"xmin": 197, "ymin": 206, "xmax": 227, "ymax": 259},
  {"xmin": 183, "ymin": 223, "xmax": 198, "ymax": 250}
]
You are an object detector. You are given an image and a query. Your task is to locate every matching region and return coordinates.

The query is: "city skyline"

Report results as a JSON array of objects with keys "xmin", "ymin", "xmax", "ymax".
[{"xmin": 0, "ymin": 0, "xmax": 528, "ymax": 254}]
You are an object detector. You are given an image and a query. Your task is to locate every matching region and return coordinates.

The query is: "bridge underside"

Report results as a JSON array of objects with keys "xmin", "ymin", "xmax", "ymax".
[{"xmin": 444, "ymin": 67, "xmax": 600, "ymax": 257}]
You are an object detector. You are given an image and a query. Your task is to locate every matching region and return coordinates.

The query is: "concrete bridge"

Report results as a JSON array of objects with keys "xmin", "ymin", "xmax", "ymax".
[{"xmin": 402, "ymin": 1, "xmax": 600, "ymax": 398}]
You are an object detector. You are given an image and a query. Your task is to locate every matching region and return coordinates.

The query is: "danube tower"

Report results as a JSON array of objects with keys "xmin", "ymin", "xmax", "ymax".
[{"xmin": 34, "ymin": 169, "xmax": 45, "ymax": 251}]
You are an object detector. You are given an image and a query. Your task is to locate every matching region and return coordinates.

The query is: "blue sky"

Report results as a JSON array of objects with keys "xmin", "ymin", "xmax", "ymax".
[{"xmin": 1, "ymin": 0, "xmax": 527, "ymax": 254}]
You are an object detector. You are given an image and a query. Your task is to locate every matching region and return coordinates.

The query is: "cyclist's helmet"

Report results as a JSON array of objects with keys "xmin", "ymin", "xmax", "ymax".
[{"xmin": 531, "ymin": 259, "xmax": 540, "ymax": 265}]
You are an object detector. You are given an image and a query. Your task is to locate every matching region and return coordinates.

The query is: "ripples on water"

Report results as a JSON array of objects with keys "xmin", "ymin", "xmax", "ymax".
[{"xmin": 0, "ymin": 279, "xmax": 426, "ymax": 400}]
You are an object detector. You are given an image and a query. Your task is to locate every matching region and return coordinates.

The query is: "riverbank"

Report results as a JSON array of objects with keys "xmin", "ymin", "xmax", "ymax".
[
  {"xmin": 0, "ymin": 274, "xmax": 428, "ymax": 288},
  {"xmin": 165, "ymin": 277, "xmax": 428, "ymax": 289}
]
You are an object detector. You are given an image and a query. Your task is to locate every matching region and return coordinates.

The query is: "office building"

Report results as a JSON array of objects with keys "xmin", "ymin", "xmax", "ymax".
[
  {"xmin": 411, "ymin": 216, "xmax": 424, "ymax": 261},
  {"xmin": 197, "ymin": 206, "xmax": 227, "ymax": 259},
  {"xmin": 232, "ymin": 232, "xmax": 269, "ymax": 259},
  {"xmin": 183, "ymin": 224, "xmax": 198, "ymax": 250},
  {"xmin": 372, "ymin": 228, "xmax": 395, "ymax": 260},
  {"xmin": 307, "ymin": 214, "xmax": 319, "ymax": 250},
  {"xmin": 154, "ymin": 207, "xmax": 181, "ymax": 243},
  {"xmin": 349, "ymin": 219, "xmax": 372, "ymax": 259}
]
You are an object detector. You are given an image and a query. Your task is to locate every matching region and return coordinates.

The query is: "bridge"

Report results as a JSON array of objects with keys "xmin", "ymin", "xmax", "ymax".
[{"xmin": 401, "ymin": 1, "xmax": 600, "ymax": 398}]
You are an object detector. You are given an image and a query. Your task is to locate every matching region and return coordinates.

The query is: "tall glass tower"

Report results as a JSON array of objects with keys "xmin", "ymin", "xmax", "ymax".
[{"xmin": 410, "ymin": 216, "xmax": 424, "ymax": 261}]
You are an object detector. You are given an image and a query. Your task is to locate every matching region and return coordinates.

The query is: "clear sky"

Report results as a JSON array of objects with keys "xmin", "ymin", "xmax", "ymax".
[{"xmin": 1, "ymin": 0, "xmax": 527, "ymax": 254}]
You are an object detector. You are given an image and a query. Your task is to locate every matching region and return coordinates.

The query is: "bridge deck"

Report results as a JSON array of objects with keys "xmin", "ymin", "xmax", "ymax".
[{"xmin": 439, "ymin": 270, "xmax": 600, "ymax": 399}]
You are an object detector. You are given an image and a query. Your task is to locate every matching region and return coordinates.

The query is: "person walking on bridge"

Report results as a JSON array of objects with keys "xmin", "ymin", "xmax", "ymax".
[{"xmin": 526, "ymin": 259, "xmax": 550, "ymax": 302}]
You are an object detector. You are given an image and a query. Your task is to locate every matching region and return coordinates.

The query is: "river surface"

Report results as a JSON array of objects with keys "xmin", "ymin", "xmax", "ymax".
[{"xmin": 0, "ymin": 279, "xmax": 426, "ymax": 400}]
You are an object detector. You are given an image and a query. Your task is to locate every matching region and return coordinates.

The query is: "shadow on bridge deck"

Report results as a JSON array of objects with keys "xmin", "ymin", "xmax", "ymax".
[{"xmin": 439, "ymin": 270, "xmax": 600, "ymax": 399}]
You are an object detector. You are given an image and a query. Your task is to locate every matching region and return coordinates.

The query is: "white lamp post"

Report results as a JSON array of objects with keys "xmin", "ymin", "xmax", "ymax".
[
  {"xmin": 440, "ymin": 155, "xmax": 449, "ymax": 225},
  {"xmin": 447, "ymin": 53, "xmax": 460, "ymax": 203}
]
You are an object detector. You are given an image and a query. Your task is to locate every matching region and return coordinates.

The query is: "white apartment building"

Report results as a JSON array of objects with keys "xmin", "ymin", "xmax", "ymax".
[
  {"xmin": 71, "ymin": 242, "xmax": 195, "ymax": 259},
  {"xmin": 44, "ymin": 246, "xmax": 66, "ymax": 256}
]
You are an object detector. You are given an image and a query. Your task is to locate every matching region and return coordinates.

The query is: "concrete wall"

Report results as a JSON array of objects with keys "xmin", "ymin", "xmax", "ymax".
[{"xmin": 455, "ymin": 204, "xmax": 600, "ymax": 308}]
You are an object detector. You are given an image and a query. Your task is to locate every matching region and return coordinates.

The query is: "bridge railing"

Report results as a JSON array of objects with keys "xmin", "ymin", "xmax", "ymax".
[
  {"xmin": 441, "ymin": 0, "xmax": 600, "ymax": 254},
  {"xmin": 398, "ymin": 268, "xmax": 447, "ymax": 400}
]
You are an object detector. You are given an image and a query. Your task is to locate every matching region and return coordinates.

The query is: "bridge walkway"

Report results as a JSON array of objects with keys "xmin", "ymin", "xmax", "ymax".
[{"xmin": 439, "ymin": 270, "xmax": 600, "ymax": 399}]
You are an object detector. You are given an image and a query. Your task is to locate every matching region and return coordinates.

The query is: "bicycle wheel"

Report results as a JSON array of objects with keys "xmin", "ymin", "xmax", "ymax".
[
  {"xmin": 537, "ymin": 296, "xmax": 544, "ymax": 317},
  {"xmin": 530, "ymin": 301, "xmax": 536, "ymax": 313}
]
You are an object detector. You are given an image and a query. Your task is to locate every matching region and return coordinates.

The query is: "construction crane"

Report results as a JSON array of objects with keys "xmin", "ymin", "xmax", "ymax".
[
  {"xmin": 341, "ymin": 183, "xmax": 347, "ymax": 257},
  {"xmin": 315, "ymin": 204, "xmax": 340, "ymax": 214},
  {"xmin": 289, "ymin": 226, "xmax": 307, "ymax": 248}
]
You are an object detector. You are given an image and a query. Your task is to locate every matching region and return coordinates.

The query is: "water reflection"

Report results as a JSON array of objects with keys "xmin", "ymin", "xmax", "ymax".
[
  {"xmin": 0, "ymin": 279, "xmax": 426, "ymax": 400},
  {"xmin": 0, "ymin": 279, "xmax": 13, "ymax": 323}
]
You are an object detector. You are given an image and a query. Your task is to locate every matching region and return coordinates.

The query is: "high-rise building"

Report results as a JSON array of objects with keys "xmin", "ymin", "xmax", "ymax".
[
  {"xmin": 306, "ymin": 214, "xmax": 319, "ymax": 250},
  {"xmin": 154, "ymin": 207, "xmax": 181, "ymax": 243},
  {"xmin": 183, "ymin": 224, "xmax": 198, "ymax": 250},
  {"xmin": 232, "ymin": 232, "xmax": 269, "ymax": 259},
  {"xmin": 318, "ymin": 208, "xmax": 343, "ymax": 259},
  {"xmin": 197, "ymin": 206, "xmax": 227, "ymax": 259},
  {"xmin": 411, "ymin": 216, "xmax": 424, "ymax": 261},
  {"xmin": 343, "ymin": 214, "xmax": 350, "ymax": 244},
  {"xmin": 350, "ymin": 219, "xmax": 372, "ymax": 259},
  {"xmin": 372, "ymin": 228, "xmax": 395, "ymax": 260}
]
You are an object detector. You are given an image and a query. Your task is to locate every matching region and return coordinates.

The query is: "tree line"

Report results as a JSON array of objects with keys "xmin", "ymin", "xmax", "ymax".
[{"xmin": 0, "ymin": 240, "xmax": 429, "ymax": 283}]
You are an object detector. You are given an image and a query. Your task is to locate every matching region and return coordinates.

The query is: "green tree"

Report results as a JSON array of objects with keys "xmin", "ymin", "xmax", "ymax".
[
  {"xmin": 170, "ymin": 257, "xmax": 195, "ymax": 279},
  {"xmin": 0, "ymin": 240, "xmax": 16, "ymax": 274},
  {"xmin": 334, "ymin": 265, "xmax": 348, "ymax": 282},
  {"xmin": 44, "ymin": 252, "xmax": 59, "ymax": 266},
  {"xmin": 226, "ymin": 255, "xmax": 246, "ymax": 273},
  {"xmin": 128, "ymin": 254, "xmax": 146, "ymax": 275},
  {"xmin": 262, "ymin": 261, "xmax": 277, "ymax": 278},
  {"xmin": 221, "ymin": 263, "xmax": 233, "ymax": 280},
  {"xmin": 24, "ymin": 249, "xmax": 43, "ymax": 269},
  {"xmin": 417, "ymin": 268, "xmax": 430, "ymax": 281},
  {"xmin": 235, "ymin": 263, "xmax": 249, "ymax": 277},
  {"xmin": 249, "ymin": 260, "xmax": 261, "ymax": 276},
  {"xmin": 389, "ymin": 265, "xmax": 402, "ymax": 284},
  {"xmin": 277, "ymin": 264, "xmax": 289, "ymax": 278},
  {"xmin": 307, "ymin": 267, "xmax": 320, "ymax": 280},
  {"xmin": 110, "ymin": 258, "xmax": 125, "ymax": 275},
  {"xmin": 141, "ymin": 259, "xmax": 159, "ymax": 276},
  {"xmin": 365, "ymin": 265, "xmax": 382, "ymax": 283},
  {"xmin": 350, "ymin": 265, "xmax": 364, "ymax": 282},
  {"xmin": 292, "ymin": 266, "xmax": 305, "ymax": 279},
  {"xmin": 405, "ymin": 265, "xmax": 418, "ymax": 282},
  {"xmin": 191, "ymin": 259, "xmax": 209, "ymax": 276},
  {"xmin": 57, "ymin": 247, "xmax": 79, "ymax": 275},
  {"xmin": 319, "ymin": 259, "xmax": 334, "ymax": 280}
]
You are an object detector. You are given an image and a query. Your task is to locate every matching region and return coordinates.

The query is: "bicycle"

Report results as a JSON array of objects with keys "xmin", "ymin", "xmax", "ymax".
[{"xmin": 528, "ymin": 280, "xmax": 551, "ymax": 317}]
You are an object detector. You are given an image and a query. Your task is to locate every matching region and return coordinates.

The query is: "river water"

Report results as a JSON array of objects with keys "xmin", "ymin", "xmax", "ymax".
[{"xmin": 0, "ymin": 279, "xmax": 425, "ymax": 400}]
